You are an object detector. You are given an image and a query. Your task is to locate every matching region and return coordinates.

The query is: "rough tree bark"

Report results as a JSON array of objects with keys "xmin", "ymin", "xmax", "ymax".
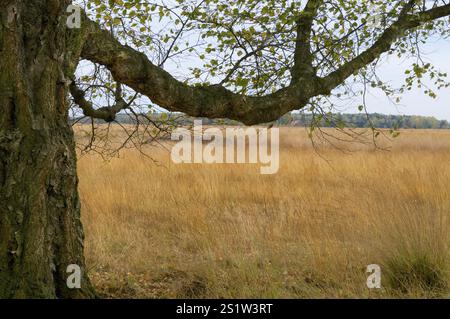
[{"xmin": 0, "ymin": 0, "xmax": 94, "ymax": 298}]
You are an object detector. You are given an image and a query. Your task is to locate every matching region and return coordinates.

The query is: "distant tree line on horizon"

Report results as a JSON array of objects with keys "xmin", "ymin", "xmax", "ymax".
[
  {"xmin": 275, "ymin": 113, "xmax": 450, "ymax": 129},
  {"xmin": 72, "ymin": 112, "xmax": 450, "ymax": 129}
]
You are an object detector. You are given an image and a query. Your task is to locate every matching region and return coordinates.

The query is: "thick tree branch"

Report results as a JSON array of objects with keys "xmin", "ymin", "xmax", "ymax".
[
  {"xmin": 75, "ymin": 3, "xmax": 450, "ymax": 125},
  {"xmin": 79, "ymin": 16, "xmax": 318, "ymax": 125},
  {"xmin": 291, "ymin": 0, "xmax": 324, "ymax": 82}
]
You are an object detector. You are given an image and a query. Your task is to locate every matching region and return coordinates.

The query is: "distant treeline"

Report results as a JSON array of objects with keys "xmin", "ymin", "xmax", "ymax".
[
  {"xmin": 278, "ymin": 113, "xmax": 450, "ymax": 129},
  {"xmin": 178, "ymin": 112, "xmax": 450, "ymax": 129},
  {"xmin": 72, "ymin": 112, "xmax": 450, "ymax": 129}
]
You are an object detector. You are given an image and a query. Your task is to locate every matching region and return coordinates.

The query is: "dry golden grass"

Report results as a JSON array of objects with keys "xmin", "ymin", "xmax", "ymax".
[{"xmin": 77, "ymin": 128, "xmax": 450, "ymax": 298}]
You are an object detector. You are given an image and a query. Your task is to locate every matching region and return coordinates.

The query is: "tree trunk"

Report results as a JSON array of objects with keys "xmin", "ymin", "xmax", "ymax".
[{"xmin": 0, "ymin": 0, "xmax": 94, "ymax": 298}]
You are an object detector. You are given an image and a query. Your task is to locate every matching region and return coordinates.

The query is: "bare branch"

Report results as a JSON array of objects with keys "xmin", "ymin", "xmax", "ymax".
[{"xmin": 69, "ymin": 81, "xmax": 129, "ymax": 122}]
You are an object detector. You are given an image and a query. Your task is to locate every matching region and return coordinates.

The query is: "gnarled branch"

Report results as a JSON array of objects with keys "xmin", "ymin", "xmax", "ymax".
[
  {"xmin": 79, "ymin": 15, "xmax": 318, "ymax": 125},
  {"xmin": 75, "ymin": 3, "xmax": 450, "ymax": 125},
  {"xmin": 69, "ymin": 81, "xmax": 130, "ymax": 122}
]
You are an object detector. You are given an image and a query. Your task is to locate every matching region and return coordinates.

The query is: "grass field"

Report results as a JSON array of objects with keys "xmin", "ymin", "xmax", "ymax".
[{"xmin": 77, "ymin": 128, "xmax": 450, "ymax": 298}]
